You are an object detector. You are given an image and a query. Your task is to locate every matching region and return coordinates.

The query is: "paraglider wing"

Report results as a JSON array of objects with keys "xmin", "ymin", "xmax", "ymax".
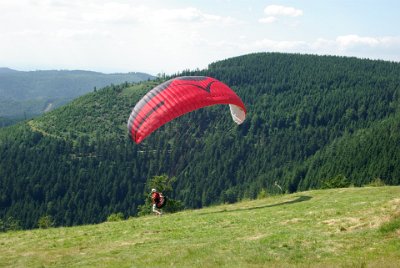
[{"xmin": 127, "ymin": 76, "xmax": 246, "ymax": 144}]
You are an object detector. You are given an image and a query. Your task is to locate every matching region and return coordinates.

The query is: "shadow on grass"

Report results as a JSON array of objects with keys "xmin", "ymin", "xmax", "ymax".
[{"xmin": 197, "ymin": 195, "xmax": 312, "ymax": 216}]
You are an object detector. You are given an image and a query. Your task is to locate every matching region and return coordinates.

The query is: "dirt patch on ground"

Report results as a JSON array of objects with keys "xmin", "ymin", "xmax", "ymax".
[
  {"xmin": 388, "ymin": 198, "xmax": 400, "ymax": 208},
  {"xmin": 321, "ymin": 198, "xmax": 400, "ymax": 232},
  {"xmin": 322, "ymin": 217, "xmax": 360, "ymax": 226},
  {"xmin": 322, "ymin": 217, "xmax": 366, "ymax": 232},
  {"xmin": 242, "ymin": 234, "xmax": 266, "ymax": 241},
  {"xmin": 281, "ymin": 218, "xmax": 303, "ymax": 225}
]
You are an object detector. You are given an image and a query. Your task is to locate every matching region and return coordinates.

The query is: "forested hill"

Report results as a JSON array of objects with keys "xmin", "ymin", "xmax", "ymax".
[
  {"xmin": 1, "ymin": 53, "xmax": 400, "ymax": 229},
  {"xmin": 0, "ymin": 69, "xmax": 153, "ymax": 123}
]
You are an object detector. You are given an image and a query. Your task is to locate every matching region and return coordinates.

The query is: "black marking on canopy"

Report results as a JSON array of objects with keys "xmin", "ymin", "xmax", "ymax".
[
  {"xmin": 133, "ymin": 101, "xmax": 165, "ymax": 141},
  {"xmin": 180, "ymin": 81, "xmax": 216, "ymax": 93},
  {"xmin": 176, "ymin": 76, "xmax": 214, "ymax": 93},
  {"xmin": 128, "ymin": 79, "xmax": 172, "ymax": 138}
]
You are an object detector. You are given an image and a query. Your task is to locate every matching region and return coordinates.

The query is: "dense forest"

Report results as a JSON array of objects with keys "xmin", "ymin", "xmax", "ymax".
[
  {"xmin": 0, "ymin": 69, "xmax": 153, "ymax": 120},
  {"xmin": 1, "ymin": 53, "xmax": 400, "ymax": 229}
]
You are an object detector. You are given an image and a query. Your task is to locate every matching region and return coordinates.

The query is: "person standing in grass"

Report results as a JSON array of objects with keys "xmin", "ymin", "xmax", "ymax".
[{"xmin": 151, "ymin": 188, "xmax": 163, "ymax": 216}]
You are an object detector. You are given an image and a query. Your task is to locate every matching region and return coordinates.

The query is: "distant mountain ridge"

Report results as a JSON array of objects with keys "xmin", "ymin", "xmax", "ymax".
[
  {"xmin": 0, "ymin": 67, "xmax": 19, "ymax": 73},
  {"xmin": 0, "ymin": 68, "xmax": 154, "ymax": 121}
]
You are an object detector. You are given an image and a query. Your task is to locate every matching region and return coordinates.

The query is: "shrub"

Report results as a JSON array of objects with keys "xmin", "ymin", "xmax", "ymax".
[
  {"xmin": 107, "ymin": 212, "xmax": 124, "ymax": 222},
  {"xmin": 257, "ymin": 189, "xmax": 268, "ymax": 199},
  {"xmin": 163, "ymin": 199, "xmax": 184, "ymax": 213},
  {"xmin": 0, "ymin": 217, "xmax": 21, "ymax": 232},
  {"xmin": 137, "ymin": 203, "xmax": 151, "ymax": 217},
  {"xmin": 366, "ymin": 177, "xmax": 386, "ymax": 187},
  {"xmin": 0, "ymin": 219, "xmax": 5, "ymax": 232},
  {"xmin": 322, "ymin": 174, "xmax": 351, "ymax": 189},
  {"xmin": 38, "ymin": 215, "xmax": 55, "ymax": 229},
  {"xmin": 222, "ymin": 188, "xmax": 238, "ymax": 204}
]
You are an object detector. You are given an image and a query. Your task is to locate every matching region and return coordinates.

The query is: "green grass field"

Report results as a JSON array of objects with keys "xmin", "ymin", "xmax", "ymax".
[{"xmin": 1, "ymin": 186, "xmax": 399, "ymax": 267}]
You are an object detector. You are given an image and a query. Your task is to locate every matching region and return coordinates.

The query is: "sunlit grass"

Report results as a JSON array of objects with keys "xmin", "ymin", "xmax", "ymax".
[{"xmin": 1, "ymin": 186, "xmax": 399, "ymax": 267}]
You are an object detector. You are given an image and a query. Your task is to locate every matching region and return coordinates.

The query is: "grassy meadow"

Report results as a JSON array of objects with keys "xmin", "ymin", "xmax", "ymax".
[{"xmin": 1, "ymin": 186, "xmax": 399, "ymax": 267}]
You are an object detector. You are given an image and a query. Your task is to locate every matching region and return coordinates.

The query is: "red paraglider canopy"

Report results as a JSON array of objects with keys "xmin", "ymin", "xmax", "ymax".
[{"xmin": 127, "ymin": 76, "xmax": 246, "ymax": 144}]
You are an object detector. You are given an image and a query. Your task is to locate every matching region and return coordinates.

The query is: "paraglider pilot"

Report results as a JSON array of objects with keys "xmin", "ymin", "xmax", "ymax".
[{"xmin": 151, "ymin": 188, "xmax": 163, "ymax": 216}]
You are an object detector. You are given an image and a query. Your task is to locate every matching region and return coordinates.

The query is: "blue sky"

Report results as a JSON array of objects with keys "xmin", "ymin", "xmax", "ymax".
[{"xmin": 1, "ymin": 0, "xmax": 399, "ymax": 75}]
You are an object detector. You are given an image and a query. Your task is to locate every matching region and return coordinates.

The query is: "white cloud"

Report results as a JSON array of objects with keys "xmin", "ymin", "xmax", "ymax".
[
  {"xmin": 230, "ymin": 34, "xmax": 400, "ymax": 64},
  {"xmin": 336, "ymin": 34, "xmax": 378, "ymax": 49},
  {"xmin": 42, "ymin": 2, "xmax": 240, "ymax": 26},
  {"xmin": 264, "ymin": 5, "xmax": 303, "ymax": 17},
  {"xmin": 236, "ymin": 39, "xmax": 307, "ymax": 52},
  {"xmin": 259, "ymin": 5, "xmax": 302, "ymax": 24},
  {"xmin": 9, "ymin": 1, "xmax": 240, "ymax": 26},
  {"xmin": 80, "ymin": 3, "xmax": 144, "ymax": 24},
  {"xmin": 258, "ymin": 16, "xmax": 277, "ymax": 24},
  {"xmin": 311, "ymin": 35, "xmax": 400, "ymax": 52},
  {"xmin": 152, "ymin": 7, "xmax": 241, "ymax": 25},
  {"xmin": 0, "ymin": 0, "xmax": 244, "ymax": 74},
  {"xmin": 335, "ymin": 34, "xmax": 398, "ymax": 50},
  {"xmin": 247, "ymin": 35, "xmax": 400, "ymax": 52}
]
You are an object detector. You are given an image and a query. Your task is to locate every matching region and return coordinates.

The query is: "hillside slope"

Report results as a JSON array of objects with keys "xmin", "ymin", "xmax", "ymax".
[
  {"xmin": 300, "ymin": 114, "xmax": 400, "ymax": 189},
  {"xmin": 1, "ymin": 187, "xmax": 399, "ymax": 267},
  {"xmin": 1, "ymin": 53, "xmax": 400, "ymax": 229},
  {"xmin": 0, "ymin": 69, "xmax": 153, "ymax": 120}
]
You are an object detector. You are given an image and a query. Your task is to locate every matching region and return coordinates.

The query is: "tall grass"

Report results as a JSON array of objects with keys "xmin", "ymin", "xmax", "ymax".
[{"xmin": 1, "ymin": 186, "xmax": 399, "ymax": 267}]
